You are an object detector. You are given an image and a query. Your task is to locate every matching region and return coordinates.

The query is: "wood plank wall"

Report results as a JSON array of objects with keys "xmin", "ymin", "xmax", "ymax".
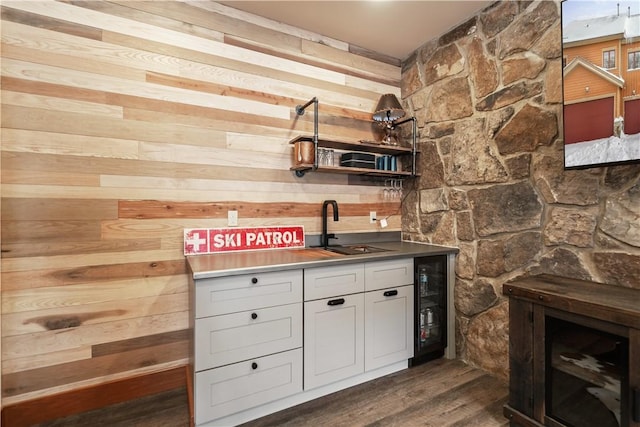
[{"xmin": 0, "ymin": 0, "xmax": 403, "ymax": 405}]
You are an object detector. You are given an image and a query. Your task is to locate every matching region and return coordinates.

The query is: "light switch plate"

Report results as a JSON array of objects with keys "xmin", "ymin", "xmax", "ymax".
[
  {"xmin": 370, "ymin": 211, "xmax": 376, "ymax": 224},
  {"xmin": 228, "ymin": 210, "xmax": 238, "ymax": 226}
]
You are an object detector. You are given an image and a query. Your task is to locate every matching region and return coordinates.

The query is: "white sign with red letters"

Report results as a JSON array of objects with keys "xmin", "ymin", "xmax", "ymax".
[{"xmin": 184, "ymin": 226, "xmax": 305, "ymax": 255}]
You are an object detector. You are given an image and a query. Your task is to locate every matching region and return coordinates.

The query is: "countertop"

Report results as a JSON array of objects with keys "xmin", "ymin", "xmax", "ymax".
[{"xmin": 187, "ymin": 240, "xmax": 458, "ymax": 279}]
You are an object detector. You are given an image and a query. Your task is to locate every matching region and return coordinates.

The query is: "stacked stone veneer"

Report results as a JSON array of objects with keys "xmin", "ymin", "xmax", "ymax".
[{"xmin": 400, "ymin": 0, "xmax": 640, "ymax": 381}]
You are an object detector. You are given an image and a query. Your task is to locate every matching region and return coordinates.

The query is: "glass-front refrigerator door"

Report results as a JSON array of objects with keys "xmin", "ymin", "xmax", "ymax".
[{"xmin": 412, "ymin": 255, "xmax": 447, "ymax": 365}]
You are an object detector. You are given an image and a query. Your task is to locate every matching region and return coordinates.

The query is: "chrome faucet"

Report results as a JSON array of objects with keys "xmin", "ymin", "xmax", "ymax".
[{"xmin": 321, "ymin": 200, "xmax": 339, "ymax": 248}]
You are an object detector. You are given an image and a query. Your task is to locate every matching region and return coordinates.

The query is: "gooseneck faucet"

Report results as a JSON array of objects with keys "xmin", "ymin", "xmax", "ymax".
[{"xmin": 321, "ymin": 200, "xmax": 339, "ymax": 248}]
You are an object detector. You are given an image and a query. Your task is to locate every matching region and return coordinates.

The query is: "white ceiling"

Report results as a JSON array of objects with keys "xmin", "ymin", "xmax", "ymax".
[{"xmin": 219, "ymin": 1, "xmax": 494, "ymax": 61}]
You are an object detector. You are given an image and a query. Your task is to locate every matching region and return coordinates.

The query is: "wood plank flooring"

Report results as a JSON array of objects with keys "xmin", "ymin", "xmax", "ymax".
[{"xmin": 36, "ymin": 359, "xmax": 509, "ymax": 427}]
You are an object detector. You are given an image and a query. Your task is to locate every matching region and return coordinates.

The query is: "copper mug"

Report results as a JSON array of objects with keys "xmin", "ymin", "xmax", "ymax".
[{"xmin": 294, "ymin": 141, "xmax": 314, "ymax": 165}]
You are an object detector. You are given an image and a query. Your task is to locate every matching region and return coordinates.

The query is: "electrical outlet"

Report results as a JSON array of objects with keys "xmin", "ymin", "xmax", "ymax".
[
  {"xmin": 228, "ymin": 210, "xmax": 238, "ymax": 226},
  {"xmin": 370, "ymin": 211, "xmax": 377, "ymax": 224}
]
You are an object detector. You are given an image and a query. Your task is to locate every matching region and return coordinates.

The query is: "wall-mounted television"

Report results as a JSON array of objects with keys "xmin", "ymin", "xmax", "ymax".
[{"xmin": 561, "ymin": 0, "xmax": 640, "ymax": 169}]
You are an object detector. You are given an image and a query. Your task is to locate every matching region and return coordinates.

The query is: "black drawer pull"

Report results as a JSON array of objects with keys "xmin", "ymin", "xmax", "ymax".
[
  {"xmin": 251, "ymin": 362, "xmax": 258, "ymax": 370},
  {"xmin": 251, "ymin": 277, "xmax": 258, "ymax": 284},
  {"xmin": 327, "ymin": 298, "xmax": 345, "ymax": 306},
  {"xmin": 251, "ymin": 312, "xmax": 258, "ymax": 320},
  {"xmin": 383, "ymin": 290, "xmax": 398, "ymax": 297}
]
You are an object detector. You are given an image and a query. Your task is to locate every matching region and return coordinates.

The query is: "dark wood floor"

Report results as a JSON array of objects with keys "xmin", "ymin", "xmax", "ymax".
[{"xmin": 37, "ymin": 358, "xmax": 509, "ymax": 427}]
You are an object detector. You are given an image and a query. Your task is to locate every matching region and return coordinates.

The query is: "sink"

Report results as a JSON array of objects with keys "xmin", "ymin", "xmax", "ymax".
[{"xmin": 323, "ymin": 245, "xmax": 390, "ymax": 256}]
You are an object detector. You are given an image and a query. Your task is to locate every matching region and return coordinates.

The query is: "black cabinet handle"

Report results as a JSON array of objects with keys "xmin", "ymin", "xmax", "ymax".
[
  {"xmin": 384, "ymin": 290, "xmax": 398, "ymax": 297},
  {"xmin": 251, "ymin": 312, "xmax": 258, "ymax": 320},
  {"xmin": 327, "ymin": 298, "xmax": 345, "ymax": 306},
  {"xmin": 251, "ymin": 362, "xmax": 258, "ymax": 370},
  {"xmin": 634, "ymin": 388, "xmax": 640, "ymax": 422},
  {"xmin": 251, "ymin": 277, "xmax": 258, "ymax": 284}
]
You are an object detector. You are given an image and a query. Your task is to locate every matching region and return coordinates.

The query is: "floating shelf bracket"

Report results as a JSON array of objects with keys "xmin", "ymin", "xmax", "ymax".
[
  {"xmin": 294, "ymin": 97, "xmax": 319, "ymax": 177},
  {"xmin": 393, "ymin": 116, "xmax": 417, "ymax": 177}
]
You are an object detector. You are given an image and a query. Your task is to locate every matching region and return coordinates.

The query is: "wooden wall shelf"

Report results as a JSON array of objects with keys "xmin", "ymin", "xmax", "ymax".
[
  {"xmin": 290, "ymin": 98, "xmax": 418, "ymax": 179},
  {"xmin": 290, "ymin": 162, "xmax": 415, "ymax": 178},
  {"xmin": 290, "ymin": 136, "xmax": 414, "ymax": 156}
]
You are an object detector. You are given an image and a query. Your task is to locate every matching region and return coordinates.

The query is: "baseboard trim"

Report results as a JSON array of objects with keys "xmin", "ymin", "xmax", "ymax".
[{"xmin": 1, "ymin": 365, "xmax": 189, "ymax": 427}]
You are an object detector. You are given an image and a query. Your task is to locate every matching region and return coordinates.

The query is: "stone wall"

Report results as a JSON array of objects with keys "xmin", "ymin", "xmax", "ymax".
[{"xmin": 400, "ymin": 0, "xmax": 640, "ymax": 381}]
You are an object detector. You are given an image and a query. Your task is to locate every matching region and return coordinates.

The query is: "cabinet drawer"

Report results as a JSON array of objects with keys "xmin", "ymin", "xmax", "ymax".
[
  {"xmin": 304, "ymin": 263, "xmax": 365, "ymax": 301},
  {"xmin": 195, "ymin": 348, "xmax": 302, "ymax": 425},
  {"xmin": 195, "ymin": 270, "xmax": 302, "ymax": 318},
  {"xmin": 195, "ymin": 303, "xmax": 302, "ymax": 371},
  {"xmin": 364, "ymin": 258, "xmax": 413, "ymax": 291}
]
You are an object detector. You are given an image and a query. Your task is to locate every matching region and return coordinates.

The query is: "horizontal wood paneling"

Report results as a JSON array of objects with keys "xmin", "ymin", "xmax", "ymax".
[
  {"xmin": 2, "ymin": 199, "xmax": 117, "ymax": 220},
  {"xmin": 1, "ymin": 365, "xmax": 188, "ymax": 426},
  {"xmin": 118, "ymin": 200, "xmax": 400, "ymax": 219},
  {"xmin": 2, "ymin": 275, "xmax": 186, "ymax": 315},
  {"xmin": 1, "ymin": 0, "xmax": 403, "ymax": 404},
  {"xmin": 1, "ymin": 259, "xmax": 186, "ymax": 290},
  {"xmin": 3, "ymin": 294, "xmax": 188, "ymax": 337},
  {"xmin": 2, "ymin": 340, "xmax": 188, "ymax": 397}
]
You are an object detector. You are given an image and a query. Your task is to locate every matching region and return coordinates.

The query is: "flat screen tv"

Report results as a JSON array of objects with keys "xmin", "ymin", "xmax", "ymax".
[{"xmin": 561, "ymin": 0, "xmax": 640, "ymax": 169}]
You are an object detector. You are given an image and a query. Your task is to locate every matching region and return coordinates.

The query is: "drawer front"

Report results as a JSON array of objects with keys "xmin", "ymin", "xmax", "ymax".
[
  {"xmin": 195, "ymin": 303, "xmax": 302, "ymax": 371},
  {"xmin": 364, "ymin": 258, "xmax": 414, "ymax": 291},
  {"xmin": 304, "ymin": 263, "xmax": 365, "ymax": 301},
  {"xmin": 195, "ymin": 269, "xmax": 302, "ymax": 318},
  {"xmin": 195, "ymin": 348, "xmax": 302, "ymax": 425}
]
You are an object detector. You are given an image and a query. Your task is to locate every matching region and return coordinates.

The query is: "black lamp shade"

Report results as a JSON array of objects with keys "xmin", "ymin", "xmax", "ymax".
[{"xmin": 372, "ymin": 94, "xmax": 405, "ymax": 122}]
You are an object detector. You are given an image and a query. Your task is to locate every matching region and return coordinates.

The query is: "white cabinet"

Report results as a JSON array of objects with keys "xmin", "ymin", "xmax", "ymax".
[
  {"xmin": 364, "ymin": 258, "xmax": 413, "ymax": 291},
  {"xmin": 303, "ymin": 293, "xmax": 365, "ymax": 390},
  {"xmin": 191, "ymin": 257, "xmax": 418, "ymax": 425},
  {"xmin": 195, "ymin": 303, "xmax": 302, "ymax": 371},
  {"xmin": 193, "ymin": 270, "xmax": 303, "ymax": 425},
  {"xmin": 363, "ymin": 258, "xmax": 414, "ymax": 371},
  {"xmin": 195, "ymin": 270, "xmax": 302, "ymax": 317},
  {"xmin": 303, "ymin": 259, "xmax": 412, "ymax": 390},
  {"xmin": 195, "ymin": 348, "xmax": 302, "ymax": 423},
  {"xmin": 364, "ymin": 285, "xmax": 414, "ymax": 371},
  {"xmin": 303, "ymin": 262, "xmax": 365, "ymax": 300}
]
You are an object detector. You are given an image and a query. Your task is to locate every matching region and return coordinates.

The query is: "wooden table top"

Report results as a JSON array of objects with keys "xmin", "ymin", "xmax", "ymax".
[{"xmin": 503, "ymin": 274, "xmax": 640, "ymax": 329}]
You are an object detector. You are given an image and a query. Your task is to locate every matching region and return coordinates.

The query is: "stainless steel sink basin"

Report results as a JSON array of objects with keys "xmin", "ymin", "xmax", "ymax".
[{"xmin": 323, "ymin": 245, "xmax": 390, "ymax": 256}]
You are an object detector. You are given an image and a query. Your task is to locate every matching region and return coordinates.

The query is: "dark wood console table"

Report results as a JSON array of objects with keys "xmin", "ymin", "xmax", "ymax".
[{"xmin": 502, "ymin": 274, "xmax": 639, "ymax": 427}]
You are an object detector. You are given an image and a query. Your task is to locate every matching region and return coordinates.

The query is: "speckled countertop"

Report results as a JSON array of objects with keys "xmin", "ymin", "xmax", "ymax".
[{"xmin": 187, "ymin": 240, "xmax": 458, "ymax": 279}]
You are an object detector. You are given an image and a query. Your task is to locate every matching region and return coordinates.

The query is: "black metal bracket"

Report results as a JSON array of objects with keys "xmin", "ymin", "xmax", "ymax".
[
  {"xmin": 393, "ymin": 116, "xmax": 417, "ymax": 177},
  {"xmin": 294, "ymin": 97, "xmax": 319, "ymax": 177}
]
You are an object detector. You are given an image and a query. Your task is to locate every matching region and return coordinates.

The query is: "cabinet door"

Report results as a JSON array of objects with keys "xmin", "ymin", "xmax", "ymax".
[
  {"xmin": 304, "ymin": 263, "xmax": 365, "ymax": 301},
  {"xmin": 507, "ymin": 298, "xmax": 535, "ymax": 417},
  {"xmin": 365, "ymin": 285, "xmax": 414, "ymax": 371},
  {"xmin": 364, "ymin": 258, "xmax": 413, "ymax": 291},
  {"xmin": 304, "ymin": 293, "xmax": 364, "ymax": 390},
  {"xmin": 195, "ymin": 270, "xmax": 302, "ymax": 318},
  {"xmin": 195, "ymin": 302, "xmax": 302, "ymax": 371},
  {"xmin": 194, "ymin": 348, "xmax": 302, "ymax": 425}
]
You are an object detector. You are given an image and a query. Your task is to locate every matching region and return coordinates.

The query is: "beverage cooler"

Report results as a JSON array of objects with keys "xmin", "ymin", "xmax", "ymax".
[{"xmin": 411, "ymin": 255, "xmax": 447, "ymax": 365}]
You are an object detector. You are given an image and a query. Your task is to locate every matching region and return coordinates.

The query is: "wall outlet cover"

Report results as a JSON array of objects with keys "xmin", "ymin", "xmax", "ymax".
[{"xmin": 228, "ymin": 210, "xmax": 238, "ymax": 226}]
